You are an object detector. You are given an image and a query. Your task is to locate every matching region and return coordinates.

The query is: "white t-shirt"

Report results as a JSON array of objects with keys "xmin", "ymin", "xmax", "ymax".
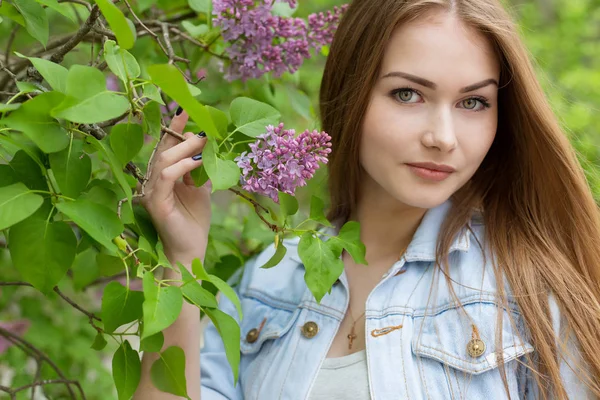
[{"xmin": 307, "ymin": 350, "xmax": 371, "ymax": 400}]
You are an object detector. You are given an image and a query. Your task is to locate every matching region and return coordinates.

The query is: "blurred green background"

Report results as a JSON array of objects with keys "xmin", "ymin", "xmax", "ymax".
[{"xmin": 0, "ymin": 0, "xmax": 599, "ymax": 398}]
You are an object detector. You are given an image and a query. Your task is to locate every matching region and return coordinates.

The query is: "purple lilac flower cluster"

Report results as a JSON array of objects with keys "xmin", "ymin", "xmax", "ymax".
[
  {"xmin": 212, "ymin": 0, "xmax": 348, "ymax": 81},
  {"xmin": 234, "ymin": 123, "xmax": 332, "ymax": 202}
]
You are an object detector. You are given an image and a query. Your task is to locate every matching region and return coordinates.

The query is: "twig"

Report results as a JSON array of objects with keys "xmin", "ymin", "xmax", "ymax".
[
  {"xmin": 168, "ymin": 26, "xmax": 228, "ymax": 61},
  {"xmin": 58, "ymin": 0, "xmax": 92, "ymax": 11},
  {"xmin": 0, "ymin": 282, "xmax": 102, "ymax": 329},
  {"xmin": 0, "ymin": 326, "xmax": 83, "ymax": 399},
  {"xmin": 4, "ymin": 26, "xmax": 19, "ymax": 64},
  {"xmin": 161, "ymin": 23, "xmax": 176, "ymax": 64},
  {"xmin": 49, "ymin": 5, "xmax": 101, "ymax": 65},
  {"xmin": 161, "ymin": 125, "xmax": 186, "ymax": 141},
  {"xmin": 97, "ymin": 110, "xmax": 130, "ymax": 128},
  {"xmin": 123, "ymin": 0, "xmax": 168, "ymax": 55},
  {"xmin": 0, "ymin": 58, "xmax": 19, "ymax": 89},
  {"xmin": 228, "ymin": 188, "xmax": 280, "ymax": 232},
  {"xmin": 82, "ymin": 271, "xmax": 128, "ymax": 290}
]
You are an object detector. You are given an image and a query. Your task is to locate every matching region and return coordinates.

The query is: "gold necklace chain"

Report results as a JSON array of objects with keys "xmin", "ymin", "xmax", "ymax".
[{"xmin": 346, "ymin": 243, "xmax": 409, "ymax": 350}]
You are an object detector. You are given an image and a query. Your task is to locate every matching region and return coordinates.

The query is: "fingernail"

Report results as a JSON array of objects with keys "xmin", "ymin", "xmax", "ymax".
[
  {"xmin": 197, "ymin": 131, "xmax": 206, "ymax": 138},
  {"xmin": 192, "ymin": 153, "xmax": 203, "ymax": 161},
  {"xmin": 175, "ymin": 106, "xmax": 183, "ymax": 116}
]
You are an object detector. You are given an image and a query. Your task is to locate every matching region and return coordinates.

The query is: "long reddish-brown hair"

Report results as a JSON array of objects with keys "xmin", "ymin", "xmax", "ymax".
[{"xmin": 320, "ymin": 0, "xmax": 600, "ymax": 398}]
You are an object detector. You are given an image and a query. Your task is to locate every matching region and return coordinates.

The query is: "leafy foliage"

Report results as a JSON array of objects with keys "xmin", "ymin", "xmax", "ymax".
[{"xmin": 0, "ymin": 0, "xmax": 598, "ymax": 398}]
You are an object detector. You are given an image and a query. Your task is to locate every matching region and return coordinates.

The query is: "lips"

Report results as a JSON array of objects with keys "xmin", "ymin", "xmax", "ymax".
[{"xmin": 405, "ymin": 162, "xmax": 456, "ymax": 173}]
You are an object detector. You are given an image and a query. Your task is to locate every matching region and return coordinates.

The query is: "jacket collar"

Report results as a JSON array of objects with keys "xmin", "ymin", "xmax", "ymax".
[{"xmin": 288, "ymin": 198, "xmax": 472, "ymax": 264}]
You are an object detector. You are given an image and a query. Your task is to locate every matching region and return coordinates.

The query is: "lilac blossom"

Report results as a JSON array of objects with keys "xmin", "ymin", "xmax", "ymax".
[
  {"xmin": 213, "ymin": 0, "xmax": 348, "ymax": 81},
  {"xmin": 234, "ymin": 123, "xmax": 332, "ymax": 202}
]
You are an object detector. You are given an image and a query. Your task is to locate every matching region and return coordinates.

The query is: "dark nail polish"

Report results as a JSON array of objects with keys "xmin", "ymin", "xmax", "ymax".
[
  {"xmin": 192, "ymin": 153, "xmax": 203, "ymax": 161},
  {"xmin": 197, "ymin": 131, "xmax": 206, "ymax": 138},
  {"xmin": 175, "ymin": 106, "xmax": 183, "ymax": 116}
]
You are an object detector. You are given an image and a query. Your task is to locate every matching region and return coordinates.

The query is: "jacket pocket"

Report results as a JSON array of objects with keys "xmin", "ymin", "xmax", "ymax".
[
  {"xmin": 239, "ymin": 296, "xmax": 301, "ymax": 355},
  {"xmin": 411, "ymin": 300, "xmax": 534, "ymax": 398},
  {"xmin": 238, "ymin": 296, "xmax": 302, "ymax": 399}
]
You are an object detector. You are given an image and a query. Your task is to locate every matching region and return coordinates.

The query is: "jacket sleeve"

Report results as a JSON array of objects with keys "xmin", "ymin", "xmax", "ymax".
[
  {"xmin": 521, "ymin": 294, "xmax": 595, "ymax": 399},
  {"xmin": 200, "ymin": 257, "xmax": 256, "ymax": 400}
]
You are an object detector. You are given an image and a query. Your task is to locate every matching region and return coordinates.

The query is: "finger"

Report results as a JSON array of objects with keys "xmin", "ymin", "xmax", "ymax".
[
  {"xmin": 148, "ymin": 131, "xmax": 206, "ymax": 189},
  {"xmin": 152, "ymin": 155, "xmax": 204, "ymax": 203},
  {"xmin": 156, "ymin": 107, "xmax": 189, "ymax": 154},
  {"xmin": 157, "ymin": 131, "xmax": 207, "ymax": 169}
]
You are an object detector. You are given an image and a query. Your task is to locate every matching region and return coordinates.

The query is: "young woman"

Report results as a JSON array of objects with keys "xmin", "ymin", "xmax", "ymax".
[{"xmin": 135, "ymin": 0, "xmax": 600, "ymax": 398}]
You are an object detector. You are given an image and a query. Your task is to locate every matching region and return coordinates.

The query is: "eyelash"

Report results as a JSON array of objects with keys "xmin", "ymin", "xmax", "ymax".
[{"xmin": 389, "ymin": 86, "xmax": 492, "ymax": 111}]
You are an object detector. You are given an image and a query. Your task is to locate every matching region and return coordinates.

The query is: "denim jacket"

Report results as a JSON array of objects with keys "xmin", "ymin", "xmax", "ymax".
[{"xmin": 199, "ymin": 199, "xmax": 592, "ymax": 399}]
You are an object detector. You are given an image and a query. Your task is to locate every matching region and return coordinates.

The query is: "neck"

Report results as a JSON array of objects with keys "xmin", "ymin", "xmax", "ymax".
[{"xmin": 347, "ymin": 183, "xmax": 427, "ymax": 264}]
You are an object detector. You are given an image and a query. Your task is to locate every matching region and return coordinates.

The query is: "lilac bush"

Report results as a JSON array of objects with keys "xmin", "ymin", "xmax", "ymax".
[
  {"xmin": 234, "ymin": 123, "xmax": 332, "ymax": 202},
  {"xmin": 213, "ymin": 0, "xmax": 348, "ymax": 81}
]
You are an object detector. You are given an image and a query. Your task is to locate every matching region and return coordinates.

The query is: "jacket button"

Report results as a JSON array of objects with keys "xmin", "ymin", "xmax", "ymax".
[
  {"xmin": 467, "ymin": 338, "xmax": 486, "ymax": 357},
  {"xmin": 301, "ymin": 321, "xmax": 319, "ymax": 338},
  {"xmin": 246, "ymin": 328, "xmax": 259, "ymax": 343}
]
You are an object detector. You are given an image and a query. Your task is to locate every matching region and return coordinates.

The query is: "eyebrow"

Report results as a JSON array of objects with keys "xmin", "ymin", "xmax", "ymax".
[{"xmin": 381, "ymin": 71, "xmax": 498, "ymax": 93}]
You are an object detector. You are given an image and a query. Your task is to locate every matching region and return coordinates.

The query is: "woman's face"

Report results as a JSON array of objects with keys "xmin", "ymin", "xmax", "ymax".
[{"xmin": 359, "ymin": 11, "xmax": 500, "ymax": 210}]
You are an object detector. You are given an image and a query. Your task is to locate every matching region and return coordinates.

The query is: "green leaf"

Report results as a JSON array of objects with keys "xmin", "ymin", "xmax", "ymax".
[
  {"xmin": 8, "ymin": 150, "xmax": 43, "ymax": 186},
  {"xmin": 94, "ymin": 0, "xmax": 135, "ymax": 49},
  {"xmin": 142, "ymin": 271, "xmax": 183, "ymax": 339},
  {"xmin": 278, "ymin": 192, "xmax": 298, "ymax": 217},
  {"xmin": 150, "ymin": 346, "xmax": 189, "ymax": 398},
  {"xmin": 97, "ymin": 253, "xmax": 126, "ymax": 276},
  {"xmin": 202, "ymin": 140, "xmax": 240, "ymax": 192},
  {"xmin": 14, "ymin": 52, "xmax": 68, "ymax": 92},
  {"xmin": 309, "ymin": 195, "xmax": 332, "ymax": 227},
  {"xmin": 87, "ymin": 136, "xmax": 132, "ymax": 203},
  {"xmin": 271, "ymin": 1, "xmax": 296, "ymax": 17},
  {"xmin": 298, "ymin": 232, "xmax": 344, "ymax": 303},
  {"xmin": 0, "ymin": 103, "xmax": 21, "ymax": 113},
  {"xmin": 192, "ymin": 258, "xmax": 242, "ymax": 319},
  {"xmin": 2, "ymin": 91, "xmax": 69, "ymax": 153},
  {"xmin": 142, "ymin": 100, "xmax": 162, "ymax": 139},
  {"xmin": 35, "ymin": 0, "xmax": 76, "ymax": 23},
  {"xmin": 16, "ymin": 81, "xmax": 41, "ymax": 94},
  {"xmin": 259, "ymin": 242, "xmax": 287, "ymax": 269},
  {"xmin": 140, "ymin": 331, "xmax": 164, "ymax": 353},
  {"xmin": 8, "ymin": 218, "xmax": 77, "ymax": 294},
  {"xmin": 147, "ymin": 64, "xmax": 220, "ymax": 139},
  {"xmin": 104, "ymin": 40, "xmax": 141, "ymax": 83},
  {"xmin": 326, "ymin": 221, "xmax": 367, "ymax": 265},
  {"xmin": 206, "ymin": 106, "xmax": 229, "ymax": 138},
  {"xmin": 110, "ymin": 123, "xmax": 144, "ymax": 167},
  {"xmin": 178, "ymin": 263, "xmax": 218, "ymax": 309},
  {"xmin": 51, "ymin": 65, "xmax": 130, "ymax": 124},
  {"xmin": 142, "ymin": 84, "xmax": 164, "ymax": 105},
  {"xmin": 0, "ymin": 165, "xmax": 18, "ymax": 187},
  {"xmin": 188, "ymin": 0, "xmax": 211, "ymax": 14},
  {"xmin": 71, "ymin": 247, "xmax": 100, "ymax": 291},
  {"xmin": 0, "ymin": 183, "xmax": 44, "ymax": 230},
  {"xmin": 13, "ymin": 0, "xmax": 49, "ymax": 47},
  {"xmin": 91, "ymin": 331, "xmax": 108, "ymax": 350},
  {"xmin": 181, "ymin": 21, "xmax": 209, "ymax": 37},
  {"xmin": 49, "ymin": 139, "xmax": 92, "ymax": 198},
  {"xmin": 229, "ymin": 97, "xmax": 280, "ymax": 137},
  {"xmin": 56, "ymin": 199, "xmax": 124, "ymax": 254},
  {"xmin": 101, "ymin": 282, "xmax": 144, "ymax": 333},
  {"xmin": 0, "ymin": 2, "xmax": 25, "ymax": 26},
  {"xmin": 112, "ymin": 341, "xmax": 141, "ymax": 400},
  {"xmin": 204, "ymin": 308, "xmax": 240, "ymax": 383}
]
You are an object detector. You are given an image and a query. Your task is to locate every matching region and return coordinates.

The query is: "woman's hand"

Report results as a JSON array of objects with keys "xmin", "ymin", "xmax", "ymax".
[{"xmin": 140, "ymin": 108, "xmax": 211, "ymax": 265}]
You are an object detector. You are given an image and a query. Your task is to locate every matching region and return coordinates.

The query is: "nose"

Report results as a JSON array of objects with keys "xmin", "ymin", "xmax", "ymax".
[{"xmin": 421, "ymin": 107, "xmax": 457, "ymax": 152}]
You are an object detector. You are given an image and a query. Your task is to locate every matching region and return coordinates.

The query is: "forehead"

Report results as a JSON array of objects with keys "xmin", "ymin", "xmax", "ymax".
[{"xmin": 380, "ymin": 11, "xmax": 500, "ymax": 82}]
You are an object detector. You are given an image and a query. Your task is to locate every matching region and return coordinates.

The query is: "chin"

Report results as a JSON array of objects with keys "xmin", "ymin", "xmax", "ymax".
[{"xmin": 391, "ymin": 187, "xmax": 454, "ymax": 210}]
